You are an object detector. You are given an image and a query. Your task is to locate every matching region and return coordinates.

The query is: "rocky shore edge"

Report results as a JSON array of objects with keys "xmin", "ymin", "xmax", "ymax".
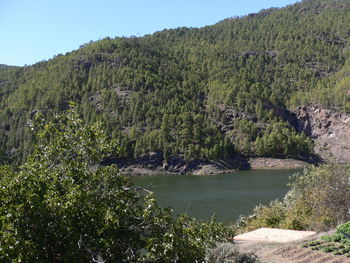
[{"xmin": 117, "ymin": 151, "xmax": 309, "ymax": 176}]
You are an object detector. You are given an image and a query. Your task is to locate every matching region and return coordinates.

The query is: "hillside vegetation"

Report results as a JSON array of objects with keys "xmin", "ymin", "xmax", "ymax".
[{"xmin": 1, "ymin": 0, "xmax": 350, "ymax": 165}]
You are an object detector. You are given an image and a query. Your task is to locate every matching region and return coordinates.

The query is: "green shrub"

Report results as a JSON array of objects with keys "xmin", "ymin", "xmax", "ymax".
[
  {"xmin": 236, "ymin": 201, "xmax": 286, "ymax": 233},
  {"xmin": 0, "ymin": 106, "xmax": 233, "ymax": 262},
  {"xmin": 338, "ymin": 221, "xmax": 350, "ymax": 234}
]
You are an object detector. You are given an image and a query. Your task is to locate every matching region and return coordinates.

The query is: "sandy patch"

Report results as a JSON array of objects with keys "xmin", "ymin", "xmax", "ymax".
[
  {"xmin": 249, "ymin": 158, "xmax": 308, "ymax": 169},
  {"xmin": 234, "ymin": 228, "xmax": 316, "ymax": 243}
]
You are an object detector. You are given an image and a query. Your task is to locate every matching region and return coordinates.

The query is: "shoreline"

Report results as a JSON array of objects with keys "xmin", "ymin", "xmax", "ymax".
[
  {"xmin": 119, "ymin": 157, "xmax": 309, "ymax": 176},
  {"xmin": 248, "ymin": 158, "xmax": 309, "ymax": 170}
]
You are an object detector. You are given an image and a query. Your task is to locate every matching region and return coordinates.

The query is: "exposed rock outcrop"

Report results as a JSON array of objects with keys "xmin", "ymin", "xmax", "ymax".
[
  {"xmin": 118, "ymin": 151, "xmax": 249, "ymax": 176},
  {"xmin": 215, "ymin": 104, "xmax": 350, "ymax": 164},
  {"xmin": 294, "ymin": 106, "xmax": 350, "ymax": 163}
]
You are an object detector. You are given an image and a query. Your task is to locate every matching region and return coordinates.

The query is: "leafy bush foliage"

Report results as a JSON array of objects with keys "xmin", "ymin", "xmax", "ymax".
[
  {"xmin": 0, "ymin": 107, "xmax": 233, "ymax": 262},
  {"xmin": 337, "ymin": 221, "xmax": 350, "ymax": 236},
  {"xmin": 289, "ymin": 165, "xmax": 350, "ymax": 230},
  {"xmin": 236, "ymin": 201, "xmax": 286, "ymax": 233}
]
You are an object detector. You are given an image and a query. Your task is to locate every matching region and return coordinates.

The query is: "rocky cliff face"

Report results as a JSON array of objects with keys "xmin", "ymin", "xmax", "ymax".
[
  {"xmin": 212, "ymin": 104, "xmax": 350, "ymax": 164},
  {"xmin": 294, "ymin": 106, "xmax": 350, "ymax": 163}
]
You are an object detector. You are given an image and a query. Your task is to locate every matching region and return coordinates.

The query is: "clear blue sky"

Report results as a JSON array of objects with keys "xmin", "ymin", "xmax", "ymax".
[{"xmin": 0, "ymin": 0, "xmax": 299, "ymax": 66}]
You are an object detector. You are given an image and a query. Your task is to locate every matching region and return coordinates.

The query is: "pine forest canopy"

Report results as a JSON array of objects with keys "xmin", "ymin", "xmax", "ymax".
[{"xmin": 1, "ymin": 0, "xmax": 350, "ymax": 165}]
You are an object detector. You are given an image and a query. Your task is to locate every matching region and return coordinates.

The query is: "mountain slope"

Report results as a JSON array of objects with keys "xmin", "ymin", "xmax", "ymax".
[{"xmin": 1, "ymin": 0, "xmax": 350, "ymax": 166}]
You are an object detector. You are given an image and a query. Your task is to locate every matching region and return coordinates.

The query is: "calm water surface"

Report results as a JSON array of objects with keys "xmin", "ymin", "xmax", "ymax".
[{"xmin": 132, "ymin": 169, "xmax": 300, "ymax": 225}]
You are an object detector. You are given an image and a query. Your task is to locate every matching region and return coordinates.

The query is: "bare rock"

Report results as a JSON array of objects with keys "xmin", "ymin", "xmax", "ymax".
[{"xmin": 294, "ymin": 106, "xmax": 350, "ymax": 164}]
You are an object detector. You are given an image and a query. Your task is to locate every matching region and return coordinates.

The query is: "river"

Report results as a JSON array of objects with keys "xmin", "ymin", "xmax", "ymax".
[{"xmin": 132, "ymin": 169, "xmax": 300, "ymax": 225}]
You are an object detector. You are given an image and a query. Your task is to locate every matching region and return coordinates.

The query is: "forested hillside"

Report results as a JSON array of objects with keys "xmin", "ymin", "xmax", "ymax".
[{"xmin": 1, "ymin": 0, "xmax": 350, "ymax": 165}]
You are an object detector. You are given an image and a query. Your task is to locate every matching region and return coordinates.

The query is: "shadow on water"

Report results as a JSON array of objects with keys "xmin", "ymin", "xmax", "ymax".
[{"xmin": 132, "ymin": 169, "xmax": 301, "ymax": 225}]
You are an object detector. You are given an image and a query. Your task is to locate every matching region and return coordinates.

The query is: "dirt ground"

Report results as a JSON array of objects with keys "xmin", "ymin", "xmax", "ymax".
[
  {"xmin": 248, "ymin": 158, "xmax": 308, "ymax": 169},
  {"xmin": 237, "ymin": 230, "xmax": 350, "ymax": 263}
]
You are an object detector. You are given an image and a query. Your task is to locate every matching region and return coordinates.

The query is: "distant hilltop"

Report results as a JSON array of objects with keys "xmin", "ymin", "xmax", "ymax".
[{"xmin": 1, "ymin": 0, "xmax": 350, "ymax": 168}]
